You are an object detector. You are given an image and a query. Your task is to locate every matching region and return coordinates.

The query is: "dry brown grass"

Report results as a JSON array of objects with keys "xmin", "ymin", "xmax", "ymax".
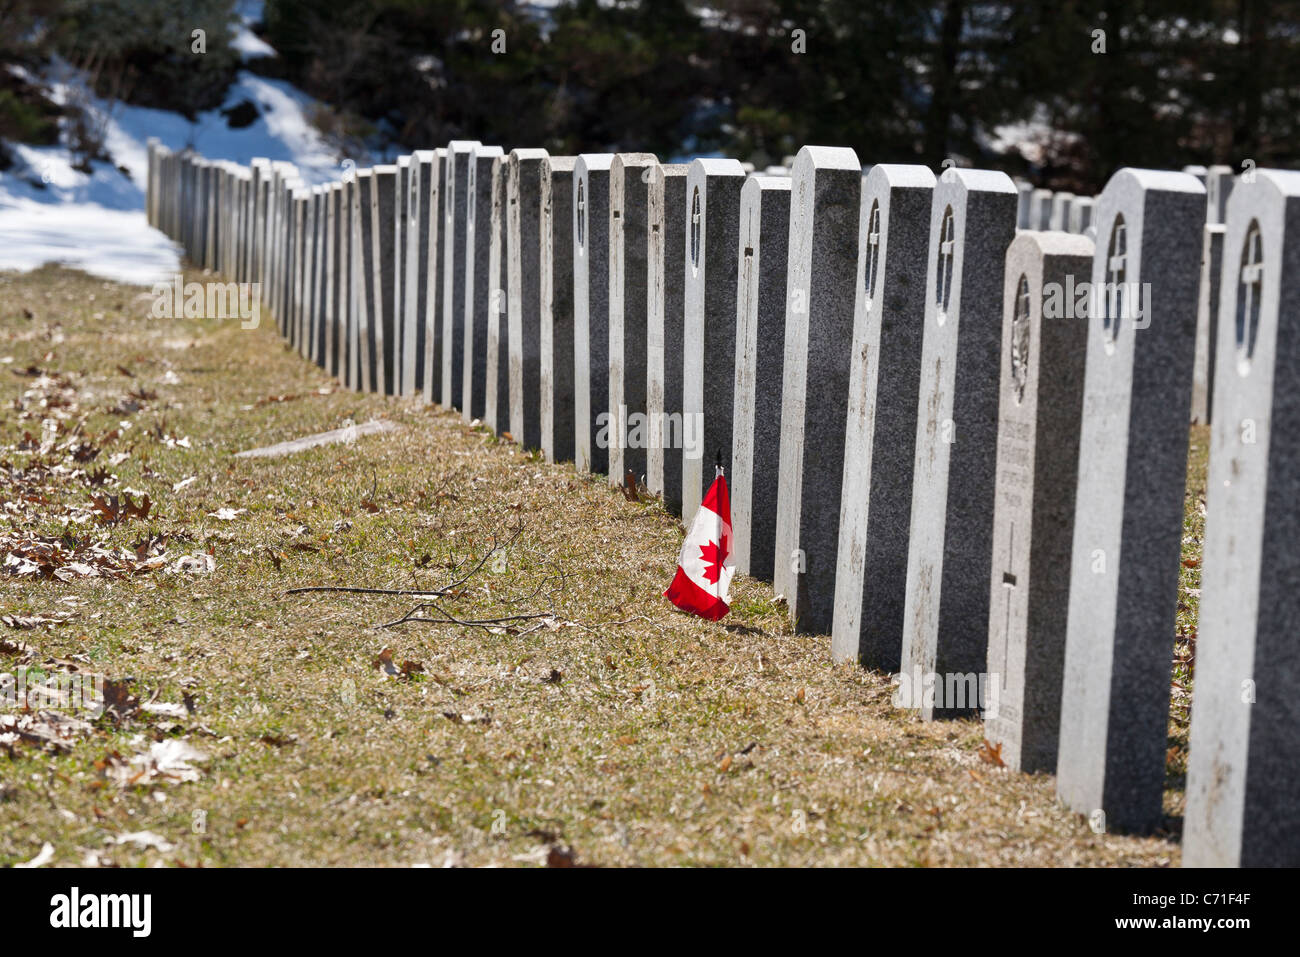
[{"xmin": 0, "ymin": 265, "xmax": 1186, "ymax": 866}]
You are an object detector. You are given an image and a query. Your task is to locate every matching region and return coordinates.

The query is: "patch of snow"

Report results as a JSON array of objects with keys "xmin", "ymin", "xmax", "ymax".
[{"xmin": 0, "ymin": 5, "xmax": 364, "ymax": 285}]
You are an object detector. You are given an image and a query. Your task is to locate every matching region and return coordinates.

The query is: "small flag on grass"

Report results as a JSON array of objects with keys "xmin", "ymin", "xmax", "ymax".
[{"xmin": 664, "ymin": 467, "xmax": 734, "ymax": 620}]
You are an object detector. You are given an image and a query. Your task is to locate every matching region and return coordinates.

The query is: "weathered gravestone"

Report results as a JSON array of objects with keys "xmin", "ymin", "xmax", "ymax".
[
  {"xmin": 983, "ymin": 231, "xmax": 1093, "ymax": 773},
  {"xmin": 372, "ymin": 165, "xmax": 398, "ymax": 394},
  {"xmin": 507, "ymin": 148, "xmax": 549, "ymax": 451},
  {"xmin": 419, "ymin": 149, "xmax": 447, "ymax": 404},
  {"xmin": 463, "ymin": 145, "xmax": 504, "ymax": 422},
  {"xmin": 682, "ymin": 158, "xmax": 746, "ymax": 524},
  {"xmin": 484, "ymin": 155, "xmax": 510, "ymax": 434},
  {"xmin": 771, "ymin": 147, "xmax": 862, "ymax": 632},
  {"xmin": 646, "ymin": 163, "xmax": 690, "ymax": 514},
  {"xmin": 830, "ymin": 164, "xmax": 935, "ymax": 670},
  {"xmin": 311, "ymin": 185, "xmax": 328, "ymax": 366},
  {"xmin": 730, "ymin": 174, "xmax": 791, "ymax": 581},
  {"xmin": 541, "ymin": 156, "xmax": 577, "ymax": 463},
  {"xmin": 442, "ymin": 140, "xmax": 481, "ymax": 410},
  {"xmin": 1182, "ymin": 164, "xmax": 1208, "ymax": 184},
  {"xmin": 899, "ymin": 167, "xmax": 1018, "ymax": 718},
  {"xmin": 608, "ymin": 153, "xmax": 658, "ymax": 484},
  {"xmin": 574, "ymin": 154, "xmax": 614, "ymax": 474},
  {"xmin": 1055, "ymin": 168, "xmax": 1204, "ymax": 833},
  {"xmin": 1184, "ymin": 169, "xmax": 1300, "ymax": 867}
]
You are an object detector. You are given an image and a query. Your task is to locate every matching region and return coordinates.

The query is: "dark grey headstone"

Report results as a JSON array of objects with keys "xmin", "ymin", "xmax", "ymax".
[
  {"xmin": 647, "ymin": 163, "xmax": 690, "ymax": 514},
  {"xmin": 899, "ymin": 167, "xmax": 1019, "ymax": 718},
  {"xmin": 984, "ymin": 230, "xmax": 1093, "ymax": 773},
  {"xmin": 1055, "ymin": 168, "xmax": 1204, "ymax": 833},
  {"xmin": 574, "ymin": 154, "xmax": 615, "ymax": 474},
  {"xmin": 507, "ymin": 148, "xmax": 549, "ymax": 451},
  {"xmin": 771, "ymin": 146, "xmax": 861, "ymax": 632},
  {"xmin": 393, "ymin": 156, "xmax": 409, "ymax": 392},
  {"xmin": 484, "ymin": 155, "xmax": 510, "ymax": 434},
  {"xmin": 442, "ymin": 140, "xmax": 481, "ymax": 409},
  {"xmin": 354, "ymin": 169, "xmax": 379, "ymax": 393},
  {"xmin": 1184, "ymin": 168, "xmax": 1300, "ymax": 867},
  {"xmin": 541, "ymin": 156, "xmax": 577, "ymax": 463},
  {"xmin": 408, "ymin": 150, "xmax": 439, "ymax": 399},
  {"xmin": 730, "ymin": 174, "xmax": 791, "ymax": 582},
  {"xmin": 372, "ymin": 165, "xmax": 398, "ymax": 394},
  {"xmin": 608, "ymin": 153, "xmax": 658, "ymax": 484},
  {"xmin": 682, "ymin": 157, "xmax": 746, "ymax": 525},
  {"xmin": 462, "ymin": 145, "xmax": 504, "ymax": 422},
  {"xmin": 831, "ymin": 164, "xmax": 935, "ymax": 670}
]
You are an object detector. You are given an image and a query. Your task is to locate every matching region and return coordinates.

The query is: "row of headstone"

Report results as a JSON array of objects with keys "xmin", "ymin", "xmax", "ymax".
[
  {"xmin": 1013, "ymin": 181, "xmax": 1096, "ymax": 235},
  {"xmin": 147, "ymin": 141, "xmax": 1296, "ymax": 866}
]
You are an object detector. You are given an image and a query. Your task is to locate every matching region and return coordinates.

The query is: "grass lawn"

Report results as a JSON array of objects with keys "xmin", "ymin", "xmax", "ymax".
[{"xmin": 0, "ymin": 264, "xmax": 1196, "ymax": 866}]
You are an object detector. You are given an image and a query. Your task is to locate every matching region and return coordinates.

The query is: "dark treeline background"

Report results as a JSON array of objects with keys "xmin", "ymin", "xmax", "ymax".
[{"xmin": 3, "ymin": 0, "xmax": 1298, "ymax": 191}]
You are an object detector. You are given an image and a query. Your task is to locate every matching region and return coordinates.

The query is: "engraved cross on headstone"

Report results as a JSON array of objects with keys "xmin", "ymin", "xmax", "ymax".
[
  {"xmin": 864, "ymin": 202, "xmax": 881, "ymax": 303},
  {"xmin": 1237, "ymin": 222, "xmax": 1263, "ymax": 366},
  {"xmin": 935, "ymin": 209, "xmax": 955, "ymax": 313}
]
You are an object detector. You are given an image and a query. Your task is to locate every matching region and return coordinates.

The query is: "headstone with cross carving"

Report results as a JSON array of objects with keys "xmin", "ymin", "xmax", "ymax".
[
  {"xmin": 442, "ymin": 140, "xmax": 481, "ymax": 410},
  {"xmin": 682, "ymin": 158, "xmax": 747, "ymax": 526},
  {"xmin": 608, "ymin": 153, "xmax": 659, "ymax": 485},
  {"xmin": 899, "ymin": 168, "xmax": 1019, "ymax": 719},
  {"xmin": 730, "ymin": 174, "xmax": 792, "ymax": 581},
  {"xmin": 507, "ymin": 148, "xmax": 549, "ymax": 451},
  {"xmin": 647, "ymin": 163, "xmax": 691, "ymax": 514},
  {"xmin": 1184, "ymin": 168, "xmax": 1300, "ymax": 867},
  {"xmin": 484, "ymin": 155, "xmax": 510, "ymax": 434},
  {"xmin": 983, "ymin": 230, "xmax": 1093, "ymax": 773},
  {"xmin": 574, "ymin": 154, "xmax": 615, "ymax": 474},
  {"xmin": 462, "ymin": 145, "xmax": 504, "ymax": 421},
  {"xmin": 541, "ymin": 156, "xmax": 578, "ymax": 463},
  {"xmin": 1191, "ymin": 221, "xmax": 1226, "ymax": 424},
  {"xmin": 831, "ymin": 164, "xmax": 936, "ymax": 669},
  {"xmin": 1055, "ymin": 168, "xmax": 1204, "ymax": 833},
  {"xmin": 772, "ymin": 147, "xmax": 862, "ymax": 631}
]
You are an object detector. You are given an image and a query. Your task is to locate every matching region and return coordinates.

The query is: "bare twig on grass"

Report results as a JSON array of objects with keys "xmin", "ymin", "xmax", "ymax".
[{"xmin": 284, "ymin": 524, "xmax": 524, "ymax": 599}]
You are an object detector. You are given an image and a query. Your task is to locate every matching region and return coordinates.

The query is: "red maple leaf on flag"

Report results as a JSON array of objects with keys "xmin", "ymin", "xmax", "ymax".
[{"xmin": 698, "ymin": 539, "xmax": 725, "ymax": 585}]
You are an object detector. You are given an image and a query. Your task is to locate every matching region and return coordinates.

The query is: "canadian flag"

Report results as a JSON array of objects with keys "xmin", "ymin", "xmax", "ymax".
[{"xmin": 664, "ymin": 471, "xmax": 735, "ymax": 620}]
